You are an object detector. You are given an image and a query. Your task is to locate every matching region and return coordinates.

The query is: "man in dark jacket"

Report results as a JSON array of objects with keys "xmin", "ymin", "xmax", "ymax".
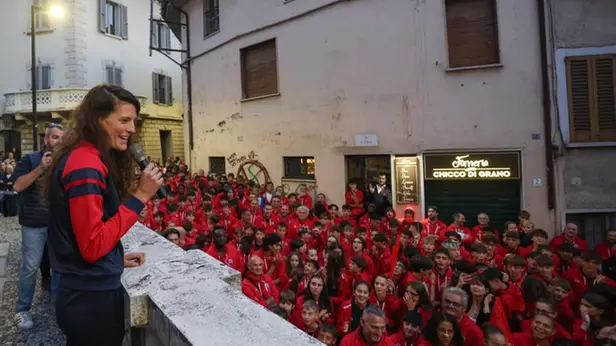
[
  {"xmin": 12, "ymin": 123, "xmax": 64, "ymax": 330},
  {"xmin": 367, "ymin": 173, "xmax": 392, "ymax": 217}
]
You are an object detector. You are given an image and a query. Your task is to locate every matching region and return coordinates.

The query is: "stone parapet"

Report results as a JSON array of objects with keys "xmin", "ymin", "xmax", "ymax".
[{"xmin": 121, "ymin": 223, "xmax": 321, "ymax": 346}]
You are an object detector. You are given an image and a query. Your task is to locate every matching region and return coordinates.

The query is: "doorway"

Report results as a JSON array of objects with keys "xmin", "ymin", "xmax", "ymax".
[
  {"xmin": 159, "ymin": 130, "xmax": 173, "ymax": 163},
  {"xmin": 345, "ymin": 155, "xmax": 391, "ymax": 191}
]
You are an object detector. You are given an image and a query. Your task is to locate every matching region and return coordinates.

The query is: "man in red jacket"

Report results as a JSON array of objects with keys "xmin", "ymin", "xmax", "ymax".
[
  {"xmin": 241, "ymin": 255, "xmax": 279, "ymax": 309},
  {"xmin": 340, "ymin": 305, "xmax": 393, "ymax": 346},
  {"xmin": 563, "ymin": 250, "xmax": 616, "ymax": 303},
  {"xmin": 205, "ymin": 227, "xmax": 243, "ymax": 272},
  {"xmin": 595, "ymin": 229, "xmax": 616, "ymax": 260},
  {"xmin": 441, "ymin": 287, "xmax": 484, "ymax": 346},
  {"xmin": 550, "ymin": 222, "xmax": 588, "ymax": 252}
]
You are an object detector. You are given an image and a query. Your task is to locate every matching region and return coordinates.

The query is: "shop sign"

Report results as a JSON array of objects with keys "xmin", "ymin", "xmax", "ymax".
[
  {"xmin": 394, "ymin": 157, "xmax": 419, "ymax": 204},
  {"xmin": 424, "ymin": 152, "xmax": 520, "ymax": 180}
]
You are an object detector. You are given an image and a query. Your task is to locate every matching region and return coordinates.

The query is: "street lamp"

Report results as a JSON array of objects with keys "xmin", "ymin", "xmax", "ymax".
[{"xmin": 31, "ymin": 4, "xmax": 63, "ymax": 151}]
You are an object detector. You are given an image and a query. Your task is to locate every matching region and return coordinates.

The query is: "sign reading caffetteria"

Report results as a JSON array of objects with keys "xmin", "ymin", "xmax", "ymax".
[{"xmin": 424, "ymin": 152, "xmax": 521, "ymax": 180}]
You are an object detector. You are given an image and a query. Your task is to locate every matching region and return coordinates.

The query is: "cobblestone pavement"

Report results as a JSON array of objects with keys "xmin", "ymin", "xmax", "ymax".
[{"xmin": 0, "ymin": 217, "xmax": 65, "ymax": 346}]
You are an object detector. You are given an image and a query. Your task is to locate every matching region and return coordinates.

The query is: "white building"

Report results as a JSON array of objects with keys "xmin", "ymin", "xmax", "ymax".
[
  {"xmin": 1, "ymin": 0, "xmax": 185, "ymax": 162},
  {"xmin": 164, "ymin": 0, "xmax": 554, "ymax": 233}
]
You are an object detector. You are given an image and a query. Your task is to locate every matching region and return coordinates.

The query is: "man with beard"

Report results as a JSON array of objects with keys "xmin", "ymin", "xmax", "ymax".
[
  {"xmin": 206, "ymin": 227, "xmax": 243, "ymax": 272},
  {"xmin": 13, "ymin": 123, "xmax": 64, "ymax": 330},
  {"xmin": 388, "ymin": 310, "xmax": 423, "ymax": 345}
]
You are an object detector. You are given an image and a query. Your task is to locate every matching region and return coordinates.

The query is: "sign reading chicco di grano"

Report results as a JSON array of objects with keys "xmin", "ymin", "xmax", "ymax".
[{"xmin": 423, "ymin": 152, "xmax": 521, "ymax": 180}]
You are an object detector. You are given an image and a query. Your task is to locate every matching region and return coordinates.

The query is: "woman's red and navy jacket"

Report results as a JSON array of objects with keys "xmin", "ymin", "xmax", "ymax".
[{"xmin": 48, "ymin": 142, "xmax": 144, "ymax": 291}]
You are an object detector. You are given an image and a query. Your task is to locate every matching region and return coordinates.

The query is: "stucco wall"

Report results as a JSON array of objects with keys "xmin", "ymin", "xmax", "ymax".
[
  {"xmin": 550, "ymin": 0, "xmax": 616, "ymax": 48},
  {"xmin": 561, "ymin": 148, "xmax": 616, "ymax": 210},
  {"xmin": 184, "ymin": 0, "xmax": 551, "ymax": 230}
]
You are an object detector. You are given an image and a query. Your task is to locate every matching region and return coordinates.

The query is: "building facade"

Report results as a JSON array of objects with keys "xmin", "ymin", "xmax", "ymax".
[
  {"xmin": 1, "ymin": 0, "xmax": 184, "ymax": 163},
  {"xmin": 167, "ymin": 0, "xmax": 553, "ymax": 232},
  {"xmin": 548, "ymin": 0, "xmax": 616, "ymax": 247}
]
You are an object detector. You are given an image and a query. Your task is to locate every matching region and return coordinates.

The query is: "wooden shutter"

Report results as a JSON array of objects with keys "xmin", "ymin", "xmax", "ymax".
[
  {"xmin": 446, "ymin": 0, "xmax": 500, "ymax": 68},
  {"xmin": 151, "ymin": 22, "xmax": 159, "ymax": 48},
  {"xmin": 98, "ymin": 0, "xmax": 107, "ymax": 33},
  {"xmin": 41, "ymin": 65, "xmax": 51, "ymax": 89},
  {"xmin": 567, "ymin": 55, "xmax": 616, "ymax": 142},
  {"xmin": 595, "ymin": 57, "xmax": 616, "ymax": 141},
  {"xmin": 567, "ymin": 57, "xmax": 592, "ymax": 142},
  {"xmin": 152, "ymin": 72, "xmax": 159, "ymax": 103},
  {"xmin": 115, "ymin": 68, "xmax": 123, "ymax": 87},
  {"xmin": 241, "ymin": 39, "xmax": 278, "ymax": 99},
  {"xmin": 120, "ymin": 5, "xmax": 128, "ymax": 39},
  {"xmin": 165, "ymin": 26, "xmax": 171, "ymax": 50},
  {"xmin": 166, "ymin": 76, "xmax": 173, "ymax": 105}
]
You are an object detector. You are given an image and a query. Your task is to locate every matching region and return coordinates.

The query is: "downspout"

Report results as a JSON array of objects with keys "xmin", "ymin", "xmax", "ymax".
[
  {"xmin": 537, "ymin": 0, "xmax": 556, "ymax": 210},
  {"xmin": 169, "ymin": 1, "xmax": 195, "ymax": 168}
]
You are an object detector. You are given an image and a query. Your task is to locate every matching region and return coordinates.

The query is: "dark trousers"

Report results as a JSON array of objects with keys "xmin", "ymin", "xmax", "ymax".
[
  {"xmin": 56, "ymin": 287, "xmax": 125, "ymax": 346},
  {"xmin": 40, "ymin": 244, "xmax": 51, "ymax": 280}
]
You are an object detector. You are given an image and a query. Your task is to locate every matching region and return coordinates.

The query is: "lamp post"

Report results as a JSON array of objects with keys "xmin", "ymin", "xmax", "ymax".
[{"xmin": 30, "ymin": 4, "xmax": 63, "ymax": 152}]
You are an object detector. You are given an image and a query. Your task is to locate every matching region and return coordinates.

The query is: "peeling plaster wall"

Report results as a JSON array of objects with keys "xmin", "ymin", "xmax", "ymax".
[{"xmin": 185, "ymin": 0, "xmax": 551, "ymax": 230}]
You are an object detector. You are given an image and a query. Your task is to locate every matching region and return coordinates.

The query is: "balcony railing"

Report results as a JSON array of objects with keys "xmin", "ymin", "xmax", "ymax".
[{"xmin": 3, "ymin": 89, "xmax": 149, "ymax": 116}]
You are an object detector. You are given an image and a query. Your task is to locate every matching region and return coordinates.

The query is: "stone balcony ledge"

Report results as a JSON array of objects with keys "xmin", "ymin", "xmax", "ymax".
[
  {"xmin": 3, "ymin": 89, "xmax": 148, "ymax": 116},
  {"xmin": 121, "ymin": 223, "xmax": 322, "ymax": 346}
]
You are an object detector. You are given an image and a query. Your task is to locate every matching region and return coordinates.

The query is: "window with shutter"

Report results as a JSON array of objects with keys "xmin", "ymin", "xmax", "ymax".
[
  {"xmin": 35, "ymin": 0, "xmax": 50, "ymax": 29},
  {"xmin": 445, "ymin": 0, "xmax": 500, "ymax": 68},
  {"xmin": 567, "ymin": 55, "xmax": 616, "ymax": 142},
  {"xmin": 204, "ymin": 0, "xmax": 220, "ymax": 37},
  {"xmin": 240, "ymin": 39, "xmax": 279, "ymax": 99},
  {"xmin": 152, "ymin": 73, "xmax": 172, "ymax": 105},
  {"xmin": 100, "ymin": 1, "xmax": 127, "ymax": 39},
  {"xmin": 38, "ymin": 65, "xmax": 51, "ymax": 90}
]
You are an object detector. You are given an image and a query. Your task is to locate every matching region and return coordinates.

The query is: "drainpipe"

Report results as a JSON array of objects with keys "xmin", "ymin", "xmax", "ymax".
[
  {"xmin": 168, "ymin": 1, "xmax": 194, "ymax": 169},
  {"xmin": 537, "ymin": 0, "xmax": 556, "ymax": 211}
]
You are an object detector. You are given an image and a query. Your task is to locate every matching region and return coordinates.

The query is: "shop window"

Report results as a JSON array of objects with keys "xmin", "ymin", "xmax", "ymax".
[
  {"xmin": 283, "ymin": 157, "xmax": 315, "ymax": 180},
  {"xmin": 566, "ymin": 212, "xmax": 616, "ymax": 248}
]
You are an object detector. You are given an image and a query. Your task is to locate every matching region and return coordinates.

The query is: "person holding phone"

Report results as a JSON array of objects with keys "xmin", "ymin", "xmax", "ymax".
[
  {"xmin": 12, "ymin": 123, "xmax": 64, "ymax": 330},
  {"xmin": 43, "ymin": 85, "xmax": 162, "ymax": 345}
]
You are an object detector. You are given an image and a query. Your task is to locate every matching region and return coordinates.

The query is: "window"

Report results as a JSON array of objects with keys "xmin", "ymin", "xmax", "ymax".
[
  {"xmin": 240, "ymin": 39, "xmax": 279, "ymax": 99},
  {"xmin": 152, "ymin": 21, "xmax": 171, "ymax": 52},
  {"xmin": 203, "ymin": 0, "xmax": 220, "ymax": 37},
  {"xmin": 105, "ymin": 65, "xmax": 123, "ymax": 86},
  {"xmin": 152, "ymin": 73, "xmax": 173, "ymax": 105},
  {"xmin": 445, "ymin": 0, "xmax": 500, "ymax": 68},
  {"xmin": 567, "ymin": 55, "xmax": 616, "ymax": 142},
  {"xmin": 35, "ymin": 64, "xmax": 51, "ymax": 90},
  {"xmin": 283, "ymin": 157, "xmax": 315, "ymax": 180},
  {"xmin": 209, "ymin": 157, "xmax": 226, "ymax": 175},
  {"xmin": 98, "ymin": 0, "xmax": 128, "ymax": 39},
  {"xmin": 566, "ymin": 212, "xmax": 616, "ymax": 248},
  {"xmin": 34, "ymin": 0, "xmax": 50, "ymax": 29}
]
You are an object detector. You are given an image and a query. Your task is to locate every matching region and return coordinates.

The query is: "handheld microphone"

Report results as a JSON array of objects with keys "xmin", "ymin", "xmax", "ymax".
[{"xmin": 128, "ymin": 144, "xmax": 168, "ymax": 199}]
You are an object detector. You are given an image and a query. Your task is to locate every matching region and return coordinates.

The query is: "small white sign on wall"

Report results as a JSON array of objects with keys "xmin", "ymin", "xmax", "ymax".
[
  {"xmin": 354, "ymin": 133, "xmax": 379, "ymax": 147},
  {"xmin": 532, "ymin": 178, "xmax": 543, "ymax": 187}
]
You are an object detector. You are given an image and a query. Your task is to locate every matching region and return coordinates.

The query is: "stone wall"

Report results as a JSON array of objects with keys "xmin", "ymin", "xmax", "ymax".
[{"xmin": 121, "ymin": 223, "xmax": 321, "ymax": 346}]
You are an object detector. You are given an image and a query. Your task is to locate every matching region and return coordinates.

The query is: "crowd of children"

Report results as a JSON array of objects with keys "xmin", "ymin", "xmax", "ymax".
[{"xmin": 141, "ymin": 163, "xmax": 616, "ymax": 346}]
